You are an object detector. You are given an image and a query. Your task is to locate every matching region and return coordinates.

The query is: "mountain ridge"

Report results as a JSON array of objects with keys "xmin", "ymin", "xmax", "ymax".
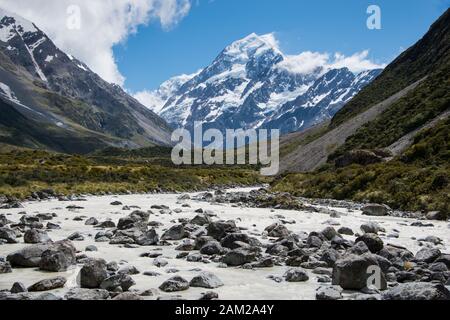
[
  {"xmin": 0, "ymin": 8, "xmax": 172, "ymax": 153},
  {"xmin": 138, "ymin": 33, "xmax": 383, "ymax": 135}
]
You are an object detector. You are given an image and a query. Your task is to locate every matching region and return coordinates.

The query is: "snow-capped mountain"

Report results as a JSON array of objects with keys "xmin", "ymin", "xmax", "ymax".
[
  {"xmin": 0, "ymin": 8, "xmax": 172, "ymax": 152},
  {"xmin": 135, "ymin": 72, "xmax": 199, "ymax": 114},
  {"xmin": 145, "ymin": 33, "xmax": 382, "ymax": 135}
]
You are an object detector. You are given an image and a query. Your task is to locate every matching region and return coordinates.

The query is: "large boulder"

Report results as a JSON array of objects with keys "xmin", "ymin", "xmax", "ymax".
[
  {"xmin": 190, "ymin": 272, "xmax": 224, "ymax": 289},
  {"xmin": 0, "ymin": 227, "xmax": 18, "ymax": 243},
  {"xmin": 28, "ymin": 277, "xmax": 67, "ymax": 292},
  {"xmin": 382, "ymin": 282, "xmax": 450, "ymax": 300},
  {"xmin": 355, "ymin": 233, "xmax": 384, "ymax": 253},
  {"xmin": 7, "ymin": 240, "xmax": 75, "ymax": 269},
  {"xmin": 159, "ymin": 276, "xmax": 190, "ymax": 292},
  {"xmin": 10, "ymin": 282, "xmax": 27, "ymax": 293},
  {"xmin": 435, "ymin": 254, "xmax": 450, "ymax": 268},
  {"xmin": 64, "ymin": 288, "xmax": 110, "ymax": 300},
  {"xmin": 117, "ymin": 211, "xmax": 149, "ymax": 230},
  {"xmin": 221, "ymin": 233, "xmax": 251, "ymax": 249},
  {"xmin": 207, "ymin": 221, "xmax": 238, "ymax": 240},
  {"xmin": 361, "ymin": 204, "xmax": 390, "ymax": 217},
  {"xmin": 415, "ymin": 248, "xmax": 441, "ymax": 263},
  {"xmin": 39, "ymin": 241, "xmax": 77, "ymax": 272},
  {"xmin": 85, "ymin": 217, "xmax": 99, "ymax": 226},
  {"xmin": 161, "ymin": 224, "xmax": 188, "ymax": 241},
  {"xmin": 378, "ymin": 244, "xmax": 414, "ymax": 263},
  {"xmin": 79, "ymin": 259, "xmax": 108, "ymax": 289},
  {"xmin": 200, "ymin": 241, "xmax": 224, "ymax": 256},
  {"xmin": 190, "ymin": 214, "xmax": 211, "ymax": 226},
  {"xmin": 316, "ymin": 286, "xmax": 343, "ymax": 300},
  {"xmin": 321, "ymin": 227, "xmax": 339, "ymax": 241},
  {"xmin": 24, "ymin": 229, "xmax": 52, "ymax": 244},
  {"xmin": 335, "ymin": 150, "xmax": 386, "ymax": 168},
  {"xmin": 284, "ymin": 268, "xmax": 309, "ymax": 282},
  {"xmin": 222, "ymin": 248, "xmax": 257, "ymax": 266},
  {"xmin": 100, "ymin": 274, "xmax": 136, "ymax": 292},
  {"xmin": 0, "ymin": 260, "xmax": 12, "ymax": 274},
  {"xmin": 265, "ymin": 223, "xmax": 290, "ymax": 238},
  {"xmin": 332, "ymin": 254, "xmax": 387, "ymax": 290},
  {"xmin": 360, "ymin": 222, "xmax": 385, "ymax": 234},
  {"xmin": 426, "ymin": 211, "xmax": 445, "ymax": 221},
  {"xmin": 320, "ymin": 248, "xmax": 340, "ymax": 267}
]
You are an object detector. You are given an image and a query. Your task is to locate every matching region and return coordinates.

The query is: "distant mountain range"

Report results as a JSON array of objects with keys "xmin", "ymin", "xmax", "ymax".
[
  {"xmin": 0, "ymin": 8, "xmax": 172, "ymax": 153},
  {"xmin": 139, "ymin": 33, "xmax": 382, "ymax": 135}
]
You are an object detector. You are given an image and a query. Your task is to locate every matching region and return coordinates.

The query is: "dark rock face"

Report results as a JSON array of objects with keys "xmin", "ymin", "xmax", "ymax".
[
  {"xmin": 382, "ymin": 282, "xmax": 450, "ymax": 300},
  {"xmin": 332, "ymin": 254, "xmax": 387, "ymax": 290},
  {"xmin": 79, "ymin": 259, "xmax": 108, "ymax": 289}
]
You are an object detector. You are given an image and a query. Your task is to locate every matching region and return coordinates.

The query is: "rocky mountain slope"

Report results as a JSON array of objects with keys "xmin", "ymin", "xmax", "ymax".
[
  {"xmin": 0, "ymin": 8, "xmax": 172, "ymax": 153},
  {"xmin": 275, "ymin": 9, "xmax": 450, "ymax": 216},
  {"xmin": 142, "ymin": 33, "xmax": 382, "ymax": 135}
]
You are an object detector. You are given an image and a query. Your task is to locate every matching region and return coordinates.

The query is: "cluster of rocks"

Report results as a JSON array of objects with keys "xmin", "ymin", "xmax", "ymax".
[
  {"xmin": 195, "ymin": 189, "xmax": 309, "ymax": 211},
  {"xmin": 1, "ymin": 190, "xmax": 449, "ymax": 301}
]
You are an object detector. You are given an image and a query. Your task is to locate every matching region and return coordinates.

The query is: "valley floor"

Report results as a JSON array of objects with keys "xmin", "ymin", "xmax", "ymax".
[{"xmin": 1, "ymin": 188, "xmax": 449, "ymax": 300}]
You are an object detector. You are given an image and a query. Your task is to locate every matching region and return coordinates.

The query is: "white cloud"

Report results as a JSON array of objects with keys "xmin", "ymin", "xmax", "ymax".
[
  {"xmin": 277, "ymin": 49, "xmax": 385, "ymax": 75},
  {"xmin": 277, "ymin": 51, "xmax": 330, "ymax": 75},
  {"xmin": 0, "ymin": 0, "xmax": 192, "ymax": 85},
  {"xmin": 329, "ymin": 50, "xmax": 386, "ymax": 73},
  {"xmin": 134, "ymin": 90, "xmax": 165, "ymax": 113}
]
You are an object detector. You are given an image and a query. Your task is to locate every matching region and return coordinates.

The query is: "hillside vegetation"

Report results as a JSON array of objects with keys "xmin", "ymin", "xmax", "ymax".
[
  {"xmin": 274, "ymin": 9, "xmax": 450, "ymax": 217},
  {"xmin": 0, "ymin": 148, "xmax": 268, "ymax": 199},
  {"xmin": 273, "ymin": 116, "xmax": 449, "ymax": 215}
]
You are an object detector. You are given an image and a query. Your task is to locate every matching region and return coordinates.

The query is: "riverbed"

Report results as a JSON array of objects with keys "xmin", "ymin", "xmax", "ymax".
[{"xmin": 0, "ymin": 188, "xmax": 449, "ymax": 300}]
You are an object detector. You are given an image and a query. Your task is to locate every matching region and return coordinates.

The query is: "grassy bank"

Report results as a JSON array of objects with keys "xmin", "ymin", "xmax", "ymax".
[
  {"xmin": 273, "ymin": 117, "xmax": 450, "ymax": 216},
  {"xmin": 0, "ymin": 148, "xmax": 269, "ymax": 199}
]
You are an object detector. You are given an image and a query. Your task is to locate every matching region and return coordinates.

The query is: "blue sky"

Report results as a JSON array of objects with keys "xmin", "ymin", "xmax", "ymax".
[{"xmin": 114, "ymin": 0, "xmax": 450, "ymax": 91}]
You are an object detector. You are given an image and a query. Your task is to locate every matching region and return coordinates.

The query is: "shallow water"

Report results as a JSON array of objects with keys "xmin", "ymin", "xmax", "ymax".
[{"xmin": 1, "ymin": 188, "xmax": 448, "ymax": 300}]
